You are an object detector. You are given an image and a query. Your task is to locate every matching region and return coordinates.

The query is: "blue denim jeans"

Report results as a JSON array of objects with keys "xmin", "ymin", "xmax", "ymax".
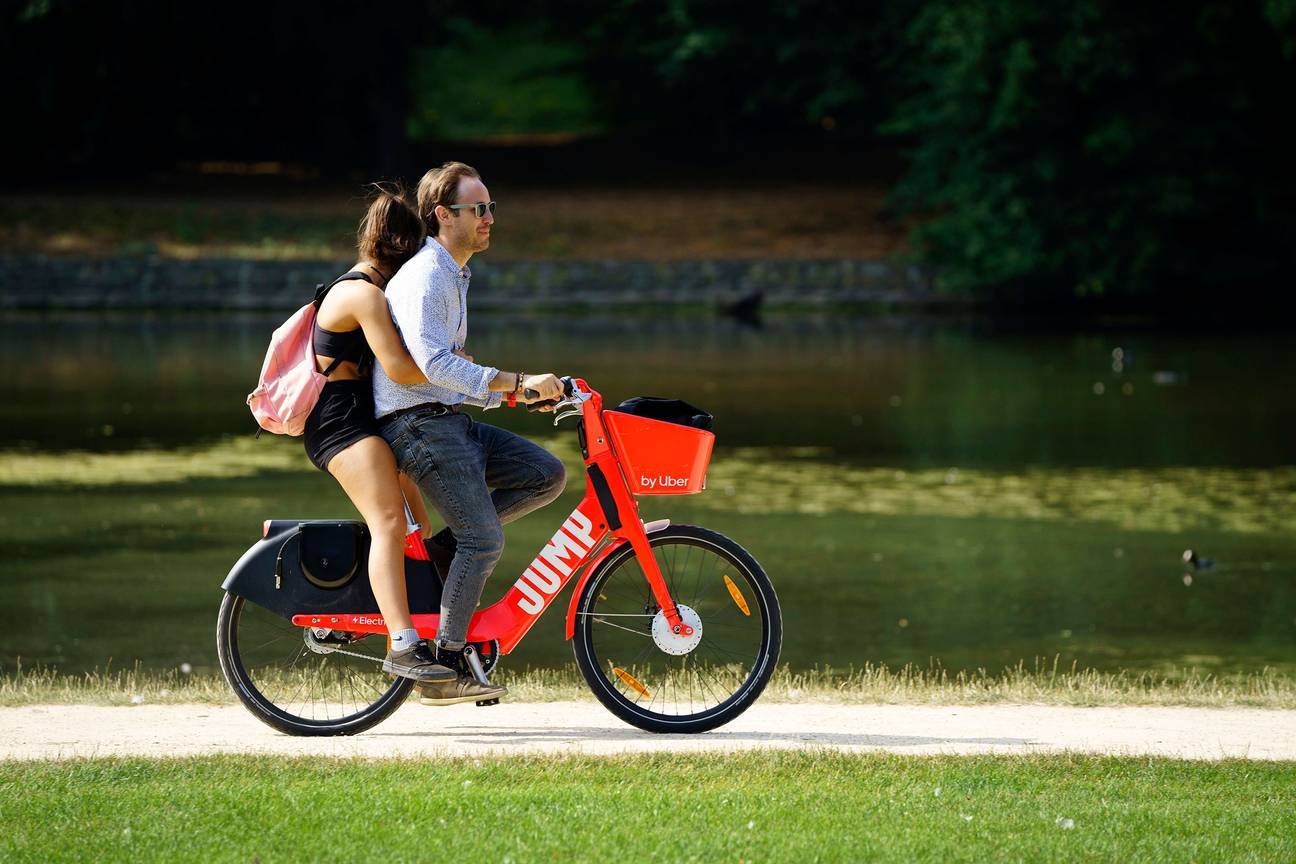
[{"xmin": 380, "ymin": 409, "xmax": 566, "ymax": 647}]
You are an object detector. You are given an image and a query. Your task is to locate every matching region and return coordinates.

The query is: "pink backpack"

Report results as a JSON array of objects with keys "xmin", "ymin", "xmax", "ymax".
[{"xmin": 246, "ymin": 271, "xmax": 371, "ymax": 436}]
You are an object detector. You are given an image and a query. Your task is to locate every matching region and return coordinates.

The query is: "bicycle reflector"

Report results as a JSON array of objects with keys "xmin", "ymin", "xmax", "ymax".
[
  {"xmin": 723, "ymin": 574, "xmax": 751, "ymax": 616},
  {"xmin": 612, "ymin": 666, "xmax": 653, "ymax": 699}
]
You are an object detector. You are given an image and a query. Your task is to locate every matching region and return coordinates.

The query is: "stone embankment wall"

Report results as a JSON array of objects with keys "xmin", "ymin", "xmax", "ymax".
[{"xmin": 0, "ymin": 255, "xmax": 941, "ymax": 311}]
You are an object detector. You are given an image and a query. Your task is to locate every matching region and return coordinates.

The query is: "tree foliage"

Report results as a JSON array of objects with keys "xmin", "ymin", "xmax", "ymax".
[
  {"xmin": 4, "ymin": 1, "xmax": 428, "ymax": 178},
  {"xmin": 8, "ymin": 0, "xmax": 1296, "ymax": 304},
  {"xmin": 885, "ymin": 0, "xmax": 1296, "ymax": 300},
  {"xmin": 577, "ymin": 0, "xmax": 909, "ymax": 136},
  {"xmin": 407, "ymin": 16, "xmax": 600, "ymax": 142}
]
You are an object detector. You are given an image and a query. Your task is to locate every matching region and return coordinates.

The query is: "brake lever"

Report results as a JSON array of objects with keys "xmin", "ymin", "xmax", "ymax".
[
  {"xmin": 520, "ymin": 377, "xmax": 587, "ymax": 421},
  {"xmin": 552, "ymin": 402, "xmax": 583, "ymax": 425}
]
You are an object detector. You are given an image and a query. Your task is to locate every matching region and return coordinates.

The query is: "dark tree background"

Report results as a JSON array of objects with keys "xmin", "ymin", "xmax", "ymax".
[
  {"xmin": 885, "ymin": 0, "xmax": 1296, "ymax": 303},
  {"xmin": 6, "ymin": 0, "xmax": 1296, "ymax": 304}
]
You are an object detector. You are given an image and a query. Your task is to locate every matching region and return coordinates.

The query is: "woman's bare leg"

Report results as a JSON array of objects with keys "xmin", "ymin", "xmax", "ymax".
[{"xmin": 326, "ymin": 436, "xmax": 415, "ymax": 634}]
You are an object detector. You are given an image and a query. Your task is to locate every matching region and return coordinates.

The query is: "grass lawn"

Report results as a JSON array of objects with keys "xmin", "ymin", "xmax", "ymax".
[
  {"xmin": 1, "ymin": 752, "xmax": 1293, "ymax": 863},
  {"xmin": 5, "ymin": 661, "xmax": 1295, "ymax": 710}
]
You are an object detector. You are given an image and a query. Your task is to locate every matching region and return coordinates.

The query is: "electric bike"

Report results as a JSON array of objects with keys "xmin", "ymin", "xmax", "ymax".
[{"xmin": 216, "ymin": 378, "xmax": 781, "ymax": 736}]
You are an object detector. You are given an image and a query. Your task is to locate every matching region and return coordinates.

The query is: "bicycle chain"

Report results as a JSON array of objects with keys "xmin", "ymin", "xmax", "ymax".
[
  {"xmin": 303, "ymin": 632, "xmax": 500, "ymax": 674},
  {"xmin": 304, "ymin": 631, "xmax": 384, "ymax": 665}
]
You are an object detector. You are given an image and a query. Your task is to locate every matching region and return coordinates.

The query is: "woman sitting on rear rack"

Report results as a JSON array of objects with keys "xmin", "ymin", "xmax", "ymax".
[{"xmin": 303, "ymin": 186, "xmax": 492, "ymax": 696}]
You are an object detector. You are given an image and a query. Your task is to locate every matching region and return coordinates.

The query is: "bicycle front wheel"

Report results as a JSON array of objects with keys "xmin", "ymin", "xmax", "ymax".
[
  {"xmin": 572, "ymin": 525, "xmax": 781, "ymax": 733},
  {"xmin": 216, "ymin": 592, "xmax": 412, "ymax": 736}
]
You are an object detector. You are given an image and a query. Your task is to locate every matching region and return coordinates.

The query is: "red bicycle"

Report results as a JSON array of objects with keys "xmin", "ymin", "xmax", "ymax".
[{"xmin": 216, "ymin": 378, "xmax": 781, "ymax": 736}]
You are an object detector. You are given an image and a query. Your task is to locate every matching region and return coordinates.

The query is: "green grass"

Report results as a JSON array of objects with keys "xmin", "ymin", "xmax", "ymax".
[
  {"xmin": 4, "ymin": 660, "xmax": 1294, "ymax": 709},
  {"xmin": 1, "ymin": 752, "xmax": 1293, "ymax": 862}
]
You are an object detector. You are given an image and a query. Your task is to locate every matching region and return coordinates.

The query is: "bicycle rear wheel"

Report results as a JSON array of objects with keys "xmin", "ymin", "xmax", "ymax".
[
  {"xmin": 216, "ymin": 592, "xmax": 412, "ymax": 736},
  {"xmin": 572, "ymin": 525, "xmax": 781, "ymax": 733}
]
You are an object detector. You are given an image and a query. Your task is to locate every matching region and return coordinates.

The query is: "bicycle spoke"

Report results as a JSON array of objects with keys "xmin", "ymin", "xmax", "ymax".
[
  {"xmin": 581, "ymin": 534, "xmax": 776, "ymax": 726},
  {"xmin": 226, "ymin": 597, "xmax": 405, "ymax": 729},
  {"xmin": 591, "ymin": 616, "xmax": 653, "ymax": 637},
  {"xmin": 574, "ymin": 611, "xmax": 656, "ymax": 616}
]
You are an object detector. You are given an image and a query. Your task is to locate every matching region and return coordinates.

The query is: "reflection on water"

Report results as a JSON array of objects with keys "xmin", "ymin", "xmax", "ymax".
[
  {"xmin": 1, "ymin": 313, "xmax": 1293, "ymax": 675},
  {"xmin": 699, "ymin": 450, "xmax": 1296, "ymax": 536},
  {"xmin": 6, "ymin": 312, "xmax": 1296, "ymax": 467}
]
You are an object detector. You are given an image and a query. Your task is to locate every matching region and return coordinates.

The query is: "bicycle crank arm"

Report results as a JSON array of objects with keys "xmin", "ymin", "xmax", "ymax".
[{"xmin": 463, "ymin": 644, "xmax": 492, "ymax": 686}]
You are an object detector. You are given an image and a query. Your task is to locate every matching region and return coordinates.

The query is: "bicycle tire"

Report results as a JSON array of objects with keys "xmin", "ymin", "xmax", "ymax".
[
  {"xmin": 572, "ymin": 525, "xmax": 781, "ymax": 733},
  {"xmin": 216, "ymin": 592, "xmax": 413, "ymax": 737}
]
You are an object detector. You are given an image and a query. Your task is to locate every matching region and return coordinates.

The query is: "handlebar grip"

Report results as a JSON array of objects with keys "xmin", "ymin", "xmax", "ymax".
[{"xmin": 516, "ymin": 380, "xmax": 573, "ymax": 411}]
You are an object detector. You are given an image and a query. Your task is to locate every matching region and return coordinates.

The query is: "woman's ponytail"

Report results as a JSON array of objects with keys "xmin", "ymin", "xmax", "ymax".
[{"xmin": 357, "ymin": 184, "xmax": 425, "ymax": 276}]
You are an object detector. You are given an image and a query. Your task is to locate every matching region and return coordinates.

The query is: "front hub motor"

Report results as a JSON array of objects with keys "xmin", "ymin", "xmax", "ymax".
[{"xmin": 651, "ymin": 604, "xmax": 703, "ymax": 655}]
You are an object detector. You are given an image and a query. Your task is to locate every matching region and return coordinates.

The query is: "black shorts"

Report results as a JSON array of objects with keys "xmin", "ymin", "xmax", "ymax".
[{"xmin": 303, "ymin": 379, "xmax": 380, "ymax": 472}]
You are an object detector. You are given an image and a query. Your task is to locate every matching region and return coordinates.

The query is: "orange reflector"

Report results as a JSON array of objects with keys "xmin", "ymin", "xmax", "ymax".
[
  {"xmin": 723, "ymin": 574, "xmax": 751, "ymax": 616},
  {"xmin": 612, "ymin": 666, "xmax": 652, "ymax": 699}
]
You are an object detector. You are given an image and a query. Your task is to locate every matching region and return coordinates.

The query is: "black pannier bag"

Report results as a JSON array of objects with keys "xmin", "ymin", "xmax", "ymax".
[
  {"xmin": 221, "ymin": 519, "xmax": 441, "ymax": 619},
  {"xmin": 611, "ymin": 397, "xmax": 713, "ymax": 431},
  {"xmin": 297, "ymin": 523, "xmax": 363, "ymax": 589}
]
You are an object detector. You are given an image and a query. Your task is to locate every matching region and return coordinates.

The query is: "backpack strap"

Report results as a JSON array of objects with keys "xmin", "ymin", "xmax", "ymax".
[
  {"xmin": 319, "ymin": 354, "xmax": 348, "ymax": 378},
  {"xmin": 313, "ymin": 270, "xmax": 378, "ymax": 377},
  {"xmin": 312, "ymin": 270, "xmax": 377, "ymax": 309}
]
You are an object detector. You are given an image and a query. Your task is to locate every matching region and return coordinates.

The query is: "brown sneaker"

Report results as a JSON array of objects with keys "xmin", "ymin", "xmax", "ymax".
[
  {"xmin": 381, "ymin": 640, "xmax": 457, "ymax": 683},
  {"xmin": 417, "ymin": 675, "xmax": 507, "ymax": 706}
]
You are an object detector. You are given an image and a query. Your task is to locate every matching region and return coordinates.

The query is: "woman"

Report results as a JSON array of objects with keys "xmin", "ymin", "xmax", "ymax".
[{"xmin": 303, "ymin": 186, "xmax": 468, "ymax": 688}]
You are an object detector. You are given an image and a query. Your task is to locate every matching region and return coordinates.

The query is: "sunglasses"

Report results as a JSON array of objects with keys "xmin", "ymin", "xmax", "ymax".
[{"xmin": 445, "ymin": 201, "xmax": 497, "ymax": 218}]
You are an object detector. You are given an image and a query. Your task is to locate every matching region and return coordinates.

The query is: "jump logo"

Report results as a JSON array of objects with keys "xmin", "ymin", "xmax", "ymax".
[
  {"xmin": 513, "ymin": 509, "xmax": 597, "ymax": 613},
  {"xmin": 640, "ymin": 475, "xmax": 689, "ymax": 490}
]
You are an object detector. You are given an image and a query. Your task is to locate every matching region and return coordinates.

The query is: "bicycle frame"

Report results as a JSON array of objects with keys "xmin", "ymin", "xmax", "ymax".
[{"xmin": 289, "ymin": 379, "xmax": 694, "ymax": 653}]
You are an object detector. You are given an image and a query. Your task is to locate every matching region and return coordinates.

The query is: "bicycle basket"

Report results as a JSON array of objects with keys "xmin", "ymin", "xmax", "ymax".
[{"xmin": 603, "ymin": 397, "xmax": 714, "ymax": 495}]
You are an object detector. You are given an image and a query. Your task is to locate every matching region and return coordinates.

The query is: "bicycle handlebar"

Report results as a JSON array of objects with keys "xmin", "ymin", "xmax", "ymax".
[{"xmin": 514, "ymin": 377, "xmax": 582, "ymax": 412}]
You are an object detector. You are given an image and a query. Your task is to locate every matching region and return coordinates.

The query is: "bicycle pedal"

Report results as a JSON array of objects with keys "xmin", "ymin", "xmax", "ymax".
[{"xmin": 475, "ymin": 698, "xmax": 500, "ymax": 707}]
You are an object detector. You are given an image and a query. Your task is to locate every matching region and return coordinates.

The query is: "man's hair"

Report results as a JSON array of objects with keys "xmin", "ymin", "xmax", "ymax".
[{"xmin": 417, "ymin": 161, "xmax": 481, "ymax": 236}]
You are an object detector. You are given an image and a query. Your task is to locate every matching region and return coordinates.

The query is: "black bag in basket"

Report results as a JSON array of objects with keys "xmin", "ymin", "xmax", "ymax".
[{"xmin": 612, "ymin": 397, "xmax": 713, "ymax": 431}]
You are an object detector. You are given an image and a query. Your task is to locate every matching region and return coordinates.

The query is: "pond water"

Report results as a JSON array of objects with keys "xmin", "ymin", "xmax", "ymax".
[{"xmin": 1, "ymin": 312, "xmax": 1293, "ymax": 677}]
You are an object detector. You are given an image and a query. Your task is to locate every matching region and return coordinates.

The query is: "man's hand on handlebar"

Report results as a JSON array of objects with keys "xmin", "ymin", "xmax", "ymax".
[{"xmin": 522, "ymin": 373, "xmax": 564, "ymax": 403}]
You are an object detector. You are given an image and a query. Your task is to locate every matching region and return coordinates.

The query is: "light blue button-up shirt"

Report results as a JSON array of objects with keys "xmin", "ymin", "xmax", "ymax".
[{"xmin": 373, "ymin": 237, "xmax": 502, "ymax": 417}]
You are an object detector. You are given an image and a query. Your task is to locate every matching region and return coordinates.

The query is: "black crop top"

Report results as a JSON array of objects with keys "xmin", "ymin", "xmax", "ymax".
[{"xmin": 313, "ymin": 270, "xmax": 377, "ymax": 371}]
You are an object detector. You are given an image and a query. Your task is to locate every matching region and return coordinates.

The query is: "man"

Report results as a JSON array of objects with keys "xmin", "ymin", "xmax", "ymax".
[{"xmin": 373, "ymin": 161, "xmax": 566, "ymax": 705}]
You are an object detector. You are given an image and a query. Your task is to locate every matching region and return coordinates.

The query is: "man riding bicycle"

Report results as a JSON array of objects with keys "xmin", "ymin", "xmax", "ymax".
[{"xmin": 373, "ymin": 161, "xmax": 566, "ymax": 704}]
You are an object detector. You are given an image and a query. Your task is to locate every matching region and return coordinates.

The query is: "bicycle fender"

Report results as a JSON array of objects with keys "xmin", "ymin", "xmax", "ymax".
[{"xmin": 563, "ymin": 520, "xmax": 672, "ymax": 639}]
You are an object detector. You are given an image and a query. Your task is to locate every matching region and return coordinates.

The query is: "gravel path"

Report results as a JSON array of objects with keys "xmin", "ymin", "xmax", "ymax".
[{"xmin": 3, "ymin": 702, "xmax": 1294, "ymax": 761}]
